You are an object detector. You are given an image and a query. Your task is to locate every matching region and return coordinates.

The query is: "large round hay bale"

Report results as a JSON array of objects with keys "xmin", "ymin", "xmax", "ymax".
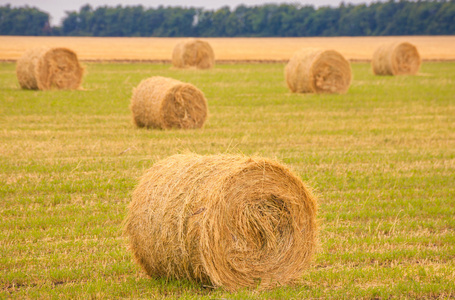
[
  {"xmin": 124, "ymin": 154, "xmax": 318, "ymax": 291},
  {"xmin": 285, "ymin": 48, "xmax": 351, "ymax": 94},
  {"xmin": 130, "ymin": 76, "xmax": 208, "ymax": 130},
  {"xmin": 172, "ymin": 39, "xmax": 215, "ymax": 69},
  {"xmin": 371, "ymin": 42, "xmax": 421, "ymax": 76},
  {"xmin": 16, "ymin": 47, "xmax": 84, "ymax": 90}
]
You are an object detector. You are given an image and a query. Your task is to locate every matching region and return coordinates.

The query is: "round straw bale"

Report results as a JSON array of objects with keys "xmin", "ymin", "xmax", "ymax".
[
  {"xmin": 172, "ymin": 39, "xmax": 215, "ymax": 69},
  {"xmin": 16, "ymin": 47, "xmax": 84, "ymax": 90},
  {"xmin": 130, "ymin": 76, "xmax": 208, "ymax": 129},
  {"xmin": 124, "ymin": 154, "xmax": 318, "ymax": 291},
  {"xmin": 371, "ymin": 42, "xmax": 421, "ymax": 76},
  {"xmin": 285, "ymin": 48, "xmax": 352, "ymax": 94}
]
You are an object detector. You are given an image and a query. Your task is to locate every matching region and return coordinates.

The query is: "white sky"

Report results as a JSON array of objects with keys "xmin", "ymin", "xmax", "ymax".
[{"xmin": 0, "ymin": 0, "xmax": 386, "ymax": 26}]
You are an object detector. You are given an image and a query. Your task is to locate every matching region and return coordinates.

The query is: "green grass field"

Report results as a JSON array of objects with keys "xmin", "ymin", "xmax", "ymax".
[{"xmin": 1, "ymin": 61, "xmax": 454, "ymax": 299}]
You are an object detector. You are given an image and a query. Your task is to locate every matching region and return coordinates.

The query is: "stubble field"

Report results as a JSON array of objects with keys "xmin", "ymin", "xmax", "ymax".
[{"xmin": 1, "ymin": 36, "xmax": 455, "ymax": 299}]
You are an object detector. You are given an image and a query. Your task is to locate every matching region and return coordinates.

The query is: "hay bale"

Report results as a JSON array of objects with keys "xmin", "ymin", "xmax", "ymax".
[
  {"xmin": 172, "ymin": 39, "xmax": 215, "ymax": 69},
  {"xmin": 124, "ymin": 154, "xmax": 318, "ymax": 291},
  {"xmin": 130, "ymin": 76, "xmax": 208, "ymax": 130},
  {"xmin": 372, "ymin": 42, "xmax": 421, "ymax": 76},
  {"xmin": 285, "ymin": 48, "xmax": 352, "ymax": 94},
  {"xmin": 16, "ymin": 47, "xmax": 84, "ymax": 90}
]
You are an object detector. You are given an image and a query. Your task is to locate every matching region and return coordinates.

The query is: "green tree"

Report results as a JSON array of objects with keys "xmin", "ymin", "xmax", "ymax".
[
  {"xmin": 0, "ymin": 4, "xmax": 51, "ymax": 35},
  {"xmin": 427, "ymin": 1, "xmax": 455, "ymax": 34},
  {"xmin": 3, "ymin": 1, "xmax": 455, "ymax": 37},
  {"xmin": 211, "ymin": 6, "xmax": 231, "ymax": 36}
]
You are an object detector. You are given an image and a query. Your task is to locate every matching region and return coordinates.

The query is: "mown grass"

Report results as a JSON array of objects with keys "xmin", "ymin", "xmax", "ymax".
[{"xmin": 1, "ymin": 61, "xmax": 454, "ymax": 299}]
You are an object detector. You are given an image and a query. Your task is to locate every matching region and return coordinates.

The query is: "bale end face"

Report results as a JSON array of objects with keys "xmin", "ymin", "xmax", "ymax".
[{"xmin": 37, "ymin": 48, "xmax": 84, "ymax": 90}]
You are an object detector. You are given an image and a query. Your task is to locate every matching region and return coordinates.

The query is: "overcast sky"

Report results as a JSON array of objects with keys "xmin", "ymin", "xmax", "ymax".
[{"xmin": 1, "ymin": 0, "xmax": 385, "ymax": 26}]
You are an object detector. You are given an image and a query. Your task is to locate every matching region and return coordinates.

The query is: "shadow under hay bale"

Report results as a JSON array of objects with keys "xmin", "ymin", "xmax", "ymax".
[
  {"xmin": 172, "ymin": 39, "xmax": 215, "ymax": 69},
  {"xmin": 130, "ymin": 76, "xmax": 208, "ymax": 130},
  {"xmin": 16, "ymin": 47, "xmax": 84, "ymax": 90},
  {"xmin": 124, "ymin": 154, "xmax": 318, "ymax": 292},
  {"xmin": 285, "ymin": 48, "xmax": 352, "ymax": 94},
  {"xmin": 372, "ymin": 42, "xmax": 421, "ymax": 76}
]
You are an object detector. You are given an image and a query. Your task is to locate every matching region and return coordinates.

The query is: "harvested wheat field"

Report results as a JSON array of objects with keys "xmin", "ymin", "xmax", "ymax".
[
  {"xmin": 0, "ymin": 36, "xmax": 454, "ymax": 62},
  {"xmin": 1, "ymin": 32, "xmax": 454, "ymax": 299}
]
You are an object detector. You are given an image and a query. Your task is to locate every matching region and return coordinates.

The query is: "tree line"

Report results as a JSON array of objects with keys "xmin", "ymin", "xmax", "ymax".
[{"xmin": 1, "ymin": 0, "xmax": 454, "ymax": 37}]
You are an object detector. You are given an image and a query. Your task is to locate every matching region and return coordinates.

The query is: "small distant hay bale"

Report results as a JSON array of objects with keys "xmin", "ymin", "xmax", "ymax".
[
  {"xmin": 130, "ymin": 76, "xmax": 208, "ymax": 130},
  {"xmin": 372, "ymin": 42, "xmax": 421, "ymax": 76},
  {"xmin": 285, "ymin": 48, "xmax": 352, "ymax": 94},
  {"xmin": 172, "ymin": 39, "xmax": 215, "ymax": 69},
  {"xmin": 16, "ymin": 47, "xmax": 84, "ymax": 90},
  {"xmin": 124, "ymin": 154, "xmax": 318, "ymax": 292}
]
